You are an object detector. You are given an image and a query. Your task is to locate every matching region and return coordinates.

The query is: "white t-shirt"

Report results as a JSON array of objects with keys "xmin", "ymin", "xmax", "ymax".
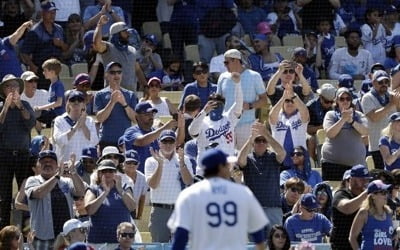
[
  {"xmin": 149, "ymin": 97, "xmax": 170, "ymax": 117},
  {"xmin": 168, "ymin": 177, "xmax": 269, "ymax": 250},
  {"xmin": 21, "ymin": 90, "xmax": 49, "ymax": 108}
]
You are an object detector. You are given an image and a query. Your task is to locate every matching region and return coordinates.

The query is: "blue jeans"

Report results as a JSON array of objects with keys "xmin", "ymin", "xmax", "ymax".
[{"xmin": 198, "ymin": 34, "xmax": 229, "ymax": 63}]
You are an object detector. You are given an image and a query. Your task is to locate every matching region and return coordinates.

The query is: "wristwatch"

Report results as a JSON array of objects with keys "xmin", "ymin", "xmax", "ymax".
[{"xmin": 248, "ymin": 103, "xmax": 253, "ymax": 110}]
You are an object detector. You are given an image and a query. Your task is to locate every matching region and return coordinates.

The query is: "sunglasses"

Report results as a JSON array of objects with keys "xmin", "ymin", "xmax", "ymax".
[
  {"xmin": 339, "ymin": 96, "xmax": 352, "ymax": 102},
  {"xmin": 321, "ymin": 97, "xmax": 334, "ymax": 104},
  {"xmin": 291, "ymin": 152, "xmax": 304, "ymax": 157},
  {"xmin": 304, "ymin": 207, "xmax": 318, "ymax": 213},
  {"xmin": 27, "ymin": 79, "xmax": 38, "ymax": 83},
  {"xmin": 4, "ymin": 82, "xmax": 19, "ymax": 88},
  {"xmin": 273, "ymin": 233, "xmax": 287, "ymax": 239},
  {"xmin": 283, "ymin": 69, "xmax": 295, "ymax": 74},
  {"xmin": 120, "ymin": 232, "xmax": 135, "ymax": 238},
  {"xmin": 317, "ymin": 190, "xmax": 327, "ymax": 196},
  {"xmin": 100, "ymin": 169, "xmax": 116, "ymax": 173},
  {"xmin": 161, "ymin": 139, "xmax": 175, "ymax": 144},
  {"xmin": 125, "ymin": 160, "xmax": 138, "ymax": 165},
  {"xmin": 69, "ymin": 97, "xmax": 84, "ymax": 103},
  {"xmin": 284, "ymin": 99, "xmax": 294, "ymax": 104},
  {"xmin": 254, "ymin": 138, "xmax": 267, "ymax": 144},
  {"xmin": 194, "ymin": 69, "xmax": 208, "ymax": 75},
  {"xmin": 105, "ymin": 154, "xmax": 119, "ymax": 159},
  {"xmin": 378, "ymin": 80, "xmax": 390, "ymax": 85},
  {"xmin": 109, "ymin": 70, "xmax": 123, "ymax": 75},
  {"xmin": 290, "ymin": 187, "xmax": 303, "ymax": 194}
]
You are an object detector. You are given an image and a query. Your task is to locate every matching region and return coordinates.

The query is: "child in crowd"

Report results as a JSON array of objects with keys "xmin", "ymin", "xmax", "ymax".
[
  {"xmin": 316, "ymin": 18, "xmax": 336, "ymax": 78},
  {"xmin": 34, "ymin": 58, "xmax": 66, "ymax": 127}
]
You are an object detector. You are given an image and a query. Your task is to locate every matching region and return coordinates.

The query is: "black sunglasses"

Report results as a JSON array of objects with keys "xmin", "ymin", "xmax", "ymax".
[
  {"xmin": 290, "ymin": 187, "xmax": 303, "ymax": 194},
  {"xmin": 339, "ymin": 96, "xmax": 352, "ymax": 102},
  {"xmin": 291, "ymin": 152, "xmax": 304, "ymax": 157},
  {"xmin": 304, "ymin": 207, "xmax": 318, "ymax": 213},
  {"xmin": 194, "ymin": 69, "xmax": 208, "ymax": 75},
  {"xmin": 120, "ymin": 232, "xmax": 135, "ymax": 238},
  {"xmin": 284, "ymin": 99, "xmax": 294, "ymax": 104},
  {"xmin": 161, "ymin": 139, "xmax": 175, "ymax": 144},
  {"xmin": 69, "ymin": 97, "xmax": 84, "ymax": 103},
  {"xmin": 283, "ymin": 69, "xmax": 295, "ymax": 74}
]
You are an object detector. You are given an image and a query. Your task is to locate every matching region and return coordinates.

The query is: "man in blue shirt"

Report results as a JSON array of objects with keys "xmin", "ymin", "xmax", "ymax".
[{"xmin": 94, "ymin": 61, "xmax": 137, "ymax": 150}]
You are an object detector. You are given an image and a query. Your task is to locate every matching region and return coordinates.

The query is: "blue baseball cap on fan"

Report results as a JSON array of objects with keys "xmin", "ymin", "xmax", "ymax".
[
  {"xmin": 338, "ymin": 74, "xmax": 355, "ymax": 90},
  {"xmin": 200, "ymin": 149, "xmax": 237, "ymax": 170},
  {"xmin": 41, "ymin": 1, "xmax": 58, "ymax": 11}
]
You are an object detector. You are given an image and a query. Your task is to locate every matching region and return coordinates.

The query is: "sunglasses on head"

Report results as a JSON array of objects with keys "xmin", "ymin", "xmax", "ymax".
[
  {"xmin": 283, "ymin": 69, "xmax": 295, "ymax": 74},
  {"xmin": 291, "ymin": 152, "xmax": 304, "ymax": 157},
  {"xmin": 290, "ymin": 187, "xmax": 303, "ymax": 194},
  {"xmin": 120, "ymin": 232, "xmax": 135, "ymax": 238},
  {"xmin": 109, "ymin": 70, "xmax": 122, "ymax": 75},
  {"xmin": 339, "ymin": 96, "xmax": 352, "ymax": 102},
  {"xmin": 194, "ymin": 69, "xmax": 208, "ymax": 75}
]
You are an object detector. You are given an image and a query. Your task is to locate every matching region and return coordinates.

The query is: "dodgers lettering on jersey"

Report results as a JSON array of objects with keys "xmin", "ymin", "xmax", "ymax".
[
  {"xmin": 275, "ymin": 118, "xmax": 302, "ymax": 131},
  {"xmin": 204, "ymin": 121, "xmax": 233, "ymax": 143}
]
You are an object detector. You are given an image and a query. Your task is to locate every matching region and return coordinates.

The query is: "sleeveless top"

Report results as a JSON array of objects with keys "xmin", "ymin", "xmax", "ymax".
[
  {"xmin": 149, "ymin": 97, "xmax": 170, "ymax": 117},
  {"xmin": 361, "ymin": 212, "xmax": 393, "ymax": 250}
]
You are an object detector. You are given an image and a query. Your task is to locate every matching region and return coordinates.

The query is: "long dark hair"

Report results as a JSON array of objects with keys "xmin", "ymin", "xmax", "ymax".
[
  {"xmin": 0, "ymin": 225, "xmax": 19, "ymax": 250},
  {"xmin": 267, "ymin": 225, "xmax": 291, "ymax": 250}
]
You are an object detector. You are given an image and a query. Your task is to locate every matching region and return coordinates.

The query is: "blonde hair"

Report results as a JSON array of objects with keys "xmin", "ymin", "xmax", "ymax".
[
  {"xmin": 360, "ymin": 193, "xmax": 392, "ymax": 215},
  {"xmin": 42, "ymin": 58, "xmax": 62, "ymax": 75},
  {"xmin": 381, "ymin": 123, "xmax": 394, "ymax": 139}
]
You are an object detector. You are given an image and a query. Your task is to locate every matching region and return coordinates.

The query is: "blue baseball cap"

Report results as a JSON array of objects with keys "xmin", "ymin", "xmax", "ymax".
[
  {"xmin": 135, "ymin": 102, "xmax": 157, "ymax": 114},
  {"xmin": 390, "ymin": 112, "xmax": 400, "ymax": 122},
  {"xmin": 118, "ymin": 135, "xmax": 125, "ymax": 146},
  {"xmin": 73, "ymin": 73, "xmax": 90, "ymax": 86},
  {"xmin": 350, "ymin": 164, "xmax": 371, "ymax": 178},
  {"xmin": 385, "ymin": 5, "xmax": 397, "ymax": 14},
  {"xmin": 338, "ymin": 74, "xmax": 354, "ymax": 90},
  {"xmin": 105, "ymin": 61, "xmax": 122, "ymax": 72},
  {"xmin": 81, "ymin": 147, "xmax": 97, "ymax": 159},
  {"xmin": 367, "ymin": 180, "xmax": 392, "ymax": 194},
  {"xmin": 159, "ymin": 129, "xmax": 176, "ymax": 141},
  {"xmin": 391, "ymin": 63, "xmax": 400, "ymax": 76},
  {"xmin": 301, "ymin": 193, "xmax": 320, "ymax": 210},
  {"xmin": 38, "ymin": 150, "xmax": 57, "ymax": 162},
  {"xmin": 68, "ymin": 242, "xmax": 95, "ymax": 250},
  {"xmin": 253, "ymin": 33, "xmax": 268, "ymax": 41},
  {"xmin": 67, "ymin": 90, "xmax": 85, "ymax": 102},
  {"xmin": 200, "ymin": 149, "xmax": 236, "ymax": 170},
  {"xmin": 41, "ymin": 1, "xmax": 58, "ymax": 11},
  {"xmin": 83, "ymin": 30, "xmax": 94, "ymax": 52},
  {"xmin": 30, "ymin": 135, "xmax": 45, "ymax": 157},
  {"xmin": 125, "ymin": 149, "xmax": 139, "ymax": 163},
  {"xmin": 143, "ymin": 34, "xmax": 158, "ymax": 45}
]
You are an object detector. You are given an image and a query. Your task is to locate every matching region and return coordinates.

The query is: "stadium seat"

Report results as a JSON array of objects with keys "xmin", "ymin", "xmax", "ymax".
[
  {"xmin": 366, "ymin": 155, "xmax": 375, "ymax": 170},
  {"xmin": 140, "ymin": 232, "xmax": 152, "ymax": 243},
  {"xmin": 60, "ymin": 63, "xmax": 71, "ymax": 78},
  {"xmin": 133, "ymin": 243, "xmax": 162, "ymax": 249},
  {"xmin": 317, "ymin": 79, "xmax": 338, "ymax": 88},
  {"xmin": 71, "ymin": 63, "xmax": 88, "ymax": 77},
  {"xmin": 282, "ymin": 35, "xmax": 304, "ymax": 47},
  {"xmin": 159, "ymin": 91, "xmax": 182, "ymax": 107},
  {"xmin": 163, "ymin": 33, "xmax": 172, "ymax": 49},
  {"xmin": 142, "ymin": 21, "xmax": 162, "ymax": 43},
  {"xmin": 269, "ymin": 46, "xmax": 296, "ymax": 60},
  {"xmin": 60, "ymin": 77, "xmax": 74, "ymax": 90},
  {"xmin": 184, "ymin": 45, "xmax": 200, "ymax": 62},
  {"xmin": 335, "ymin": 36, "xmax": 346, "ymax": 48}
]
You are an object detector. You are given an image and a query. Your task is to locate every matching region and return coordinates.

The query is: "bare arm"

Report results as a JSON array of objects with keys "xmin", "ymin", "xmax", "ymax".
[
  {"xmin": 266, "ymin": 70, "xmax": 282, "ymax": 95},
  {"xmin": 237, "ymin": 136, "xmax": 253, "ymax": 167},
  {"xmin": 8, "ymin": 21, "xmax": 32, "ymax": 46},
  {"xmin": 336, "ymin": 190, "xmax": 368, "ymax": 214},
  {"xmin": 30, "ymin": 175, "xmax": 59, "ymax": 199},
  {"xmin": 380, "ymin": 145, "xmax": 400, "ymax": 166},
  {"xmin": 36, "ymin": 97, "xmax": 63, "ymax": 111},
  {"xmin": 146, "ymin": 151, "xmax": 164, "ymax": 189},
  {"xmin": 349, "ymin": 209, "xmax": 367, "ymax": 250},
  {"xmin": 84, "ymin": 188, "xmax": 109, "ymax": 215},
  {"xmin": 136, "ymin": 195, "xmax": 146, "ymax": 219},
  {"xmin": 135, "ymin": 62, "xmax": 147, "ymax": 90},
  {"xmin": 178, "ymin": 149, "xmax": 193, "ymax": 185},
  {"xmin": 268, "ymin": 95, "xmax": 286, "ymax": 125},
  {"xmin": 293, "ymin": 95, "xmax": 309, "ymax": 123},
  {"xmin": 114, "ymin": 175, "xmax": 136, "ymax": 211},
  {"xmin": 133, "ymin": 120, "xmax": 177, "ymax": 146},
  {"xmin": 92, "ymin": 15, "xmax": 108, "ymax": 53}
]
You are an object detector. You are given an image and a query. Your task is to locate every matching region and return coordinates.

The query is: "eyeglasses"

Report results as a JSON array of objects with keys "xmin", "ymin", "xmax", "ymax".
[
  {"xmin": 317, "ymin": 190, "xmax": 327, "ymax": 196},
  {"xmin": 304, "ymin": 207, "xmax": 318, "ymax": 213},
  {"xmin": 254, "ymin": 138, "xmax": 267, "ymax": 144},
  {"xmin": 321, "ymin": 97, "xmax": 334, "ymax": 104},
  {"xmin": 194, "ymin": 69, "xmax": 208, "ymax": 75},
  {"xmin": 109, "ymin": 70, "xmax": 123, "ymax": 75},
  {"xmin": 290, "ymin": 187, "xmax": 303, "ymax": 194},
  {"xmin": 100, "ymin": 169, "xmax": 116, "ymax": 173},
  {"xmin": 284, "ymin": 99, "xmax": 294, "ymax": 104},
  {"xmin": 339, "ymin": 96, "xmax": 352, "ymax": 102},
  {"xmin": 120, "ymin": 232, "xmax": 135, "ymax": 238},
  {"xmin": 69, "ymin": 97, "xmax": 84, "ymax": 103},
  {"xmin": 161, "ymin": 139, "xmax": 175, "ymax": 144},
  {"xmin": 374, "ymin": 190, "xmax": 388, "ymax": 195},
  {"xmin": 273, "ymin": 233, "xmax": 287, "ymax": 239},
  {"xmin": 378, "ymin": 79, "xmax": 390, "ymax": 85},
  {"xmin": 291, "ymin": 152, "xmax": 304, "ymax": 157},
  {"xmin": 283, "ymin": 69, "xmax": 295, "ymax": 74}
]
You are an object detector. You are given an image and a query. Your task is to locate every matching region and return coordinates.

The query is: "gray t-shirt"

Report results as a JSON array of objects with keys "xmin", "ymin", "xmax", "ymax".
[
  {"xmin": 102, "ymin": 42, "xmax": 137, "ymax": 91},
  {"xmin": 321, "ymin": 110, "xmax": 367, "ymax": 166}
]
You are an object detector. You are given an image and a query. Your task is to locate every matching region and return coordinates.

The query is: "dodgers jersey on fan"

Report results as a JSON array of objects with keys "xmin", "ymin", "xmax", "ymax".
[{"xmin": 168, "ymin": 177, "xmax": 269, "ymax": 250}]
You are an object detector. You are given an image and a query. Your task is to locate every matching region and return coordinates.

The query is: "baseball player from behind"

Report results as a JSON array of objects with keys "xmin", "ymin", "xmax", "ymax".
[{"xmin": 167, "ymin": 149, "xmax": 269, "ymax": 250}]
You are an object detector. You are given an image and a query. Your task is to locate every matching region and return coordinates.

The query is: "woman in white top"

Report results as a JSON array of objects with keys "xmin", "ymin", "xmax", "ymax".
[
  {"xmin": 53, "ymin": 90, "xmax": 99, "ymax": 162},
  {"xmin": 140, "ymin": 77, "xmax": 177, "ymax": 118}
]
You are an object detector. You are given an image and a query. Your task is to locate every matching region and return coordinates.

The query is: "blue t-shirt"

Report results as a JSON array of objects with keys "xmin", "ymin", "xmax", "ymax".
[
  {"xmin": 302, "ymin": 66, "xmax": 319, "ymax": 92},
  {"xmin": 48, "ymin": 80, "xmax": 65, "ymax": 115},
  {"xmin": 238, "ymin": 7, "xmax": 267, "ymax": 36},
  {"xmin": 248, "ymin": 53, "xmax": 283, "ymax": 81},
  {"xmin": 123, "ymin": 125, "xmax": 160, "ymax": 173},
  {"xmin": 320, "ymin": 34, "xmax": 336, "ymax": 70},
  {"xmin": 178, "ymin": 81, "xmax": 217, "ymax": 110},
  {"xmin": 0, "ymin": 38, "xmax": 23, "ymax": 80},
  {"xmin": 379, "ymin": 136, "xmax": 400, "ymax": 171},
  {"xmin": 361, "ymin": 213, "xmax": 393, "ymax": 250},
  {"xmin": 94, "ymin": 87, "xmax": 137, "ymax": 143},
  {"xmin": 384, "ymin": 57, "xmax": 398, "ymax": 70},
  {"xmin": 284, "ymin": 213, "xmax": 332, "ymax": 243},
  {"xmin": 87, "ymin": 186, "xmax": 132, "ymax": 243}
]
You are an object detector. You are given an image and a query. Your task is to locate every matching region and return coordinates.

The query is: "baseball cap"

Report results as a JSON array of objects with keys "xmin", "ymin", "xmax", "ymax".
[
  {"xmin": 147, "ymin": 77, "xmax": 161, "ymax": 86},
  {"xmin": 224, "ymin": 49, "xmax": 242, "ymax": 60},
  {"xmin": 97, "ymin": 146, "xmax": 125, "ymax": 164},
  {"xmin": 38, "ymin": 150, "xmax": 57, "ymax": 162},
  {"xmin": 301, "ymin": 193, "xmax": 320, "ymax": 210},
  {"xmin": 118, "ymin": 136, "xmax": 125, "ymax": 146},
  {"xmin": 253, "ymin": 33, "xmax": 268, "ymax": 41},
  {"xmin": 372, "ymin": 70, "xmax": 390, "ymax": 82},
  {"xmin": 125, "ymin": 149, "xmax": 139, "ymax": 163},
  {"xmin": 143, "ymin": 34, "xmax": 158, "ymax": 45},
  {"xmin": 336, "ymin": 87, "xmax": 352, "ymax": 98},
  {"xmin": 67, "ymin": 90, "xmax": 85, "ymax": 102},
  {"xmin": 367, "ymin": 180, "xmax": 392, "ymax": 194},
  {"xmin": 385, "ymin": 5, "xmax": 397, "ymax": 14},
  {"xmin": 371, "ymin": 63, "xmax": 385, "ymax": 73},
  {"xmin": 20, "ymin": 71, "xmax": 39, "ymax": 81},
  {"xmin": 109, "ymin": 22, "xmax": 129, "ymax": 37},
  {"xmin": 97, "ymin": 159, "xmax": 117, "ymax": 171},
  {"xmin": 316, "ymin": 83, "xmax": 336, "ymax": 101},
  {"xmin": 390, "ymin": 112, "xmax": 400, "ymax": 122},
  {"xmin": 256, "ymin": 22, "xmax": 272, "ymax": 34},
  {"xmin": 200, "ymin": 149, "xmax": 237, "ymax": 171},
  {"xmin": 135, "ymin": 102, "xmax": 157, "ymax": 114},
  {"xmin": 105, "ymin": 61, "xmax": 122, "ymax": 72},
  {"xmin": 159, "ymin": 129, "xmax": 176, "ymax": 141},
  {"xmin": 30, "ymin": 135, "xmax": 45, "ymax": 157},
  {"xmin": 293, "ymin": 47, "xmax": 307, "ymax": 57},
  {"xmin": 83, "ymin": 30, "xmax": 94, "ymax": 52},
  {"xmin": 350, "ymin": 164, "xmax": 371, "ymax": 178},
  {"xmin": 391, "ymin": 63, "xmax": 400, "ymax": 76},
  {"xmin": 343, "ymin": 169, "xmax": 351, "ymax": 180},
  {"xmin": 338, "ymin": 74, "xmax": 355, "ymax": 90},
  {"xmin": 41, "ymin": 1, "xmax": 58, "ymax": 11},
  {"xmin": 73, "ymin": 73, "xmax": 90, "ymax": 86},
  {"xmin": 68, "ymin": 242, "xmax": 95, "ymax": 250},
  {"xmin": 81, "ymin": 147, "xmax": 97, "ymax": 159},
  {"xmin": 62, "ymin": 219, "xmax": 90, "ymax": 236}
]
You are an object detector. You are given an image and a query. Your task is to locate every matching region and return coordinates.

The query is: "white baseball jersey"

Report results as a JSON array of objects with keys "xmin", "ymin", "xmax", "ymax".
[{"xmin": 168, "ymin": 177, "xmax": 269, "ymax": 250}]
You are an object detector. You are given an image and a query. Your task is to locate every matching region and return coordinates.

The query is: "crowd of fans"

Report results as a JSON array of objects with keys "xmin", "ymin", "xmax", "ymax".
[{"xmin": 3, "ymin": 0, "xmax": 400, "ymax": 249}]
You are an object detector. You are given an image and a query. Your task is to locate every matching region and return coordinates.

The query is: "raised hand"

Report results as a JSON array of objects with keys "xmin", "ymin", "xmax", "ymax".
[
  {"xmin": 101, "ymin": 175, "xmax": 111, "ymax": 193},
  {"xmin": 98, "ymin": 15, "xmax": 109, "ymax": 26},
  {"xmin": 203, "ymin": 100, "xmax": 218, "ymax": 114},
  {"xmin": 150, "ymin": 147, "xmax": 163, "ymax": 164}
]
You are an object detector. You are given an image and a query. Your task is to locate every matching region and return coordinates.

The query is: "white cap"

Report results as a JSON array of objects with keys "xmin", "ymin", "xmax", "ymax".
[
  {"xmin": 224, "ymin": 49, "xmax": 242, "ymax": 60},
  {"xmin": 20, "ymin": 71, "xmax": 39, "ymax": 81},
  {"xmin": 62, "ymin": 219, "xmax": 90, "ymax": 236},
  {"xmin": 316, "ymin": 83, "xmax": 336, "ymax": 101},
  {"xmin": 109, "ymin": 22, "xmax": 128, "ymax": 37}
]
